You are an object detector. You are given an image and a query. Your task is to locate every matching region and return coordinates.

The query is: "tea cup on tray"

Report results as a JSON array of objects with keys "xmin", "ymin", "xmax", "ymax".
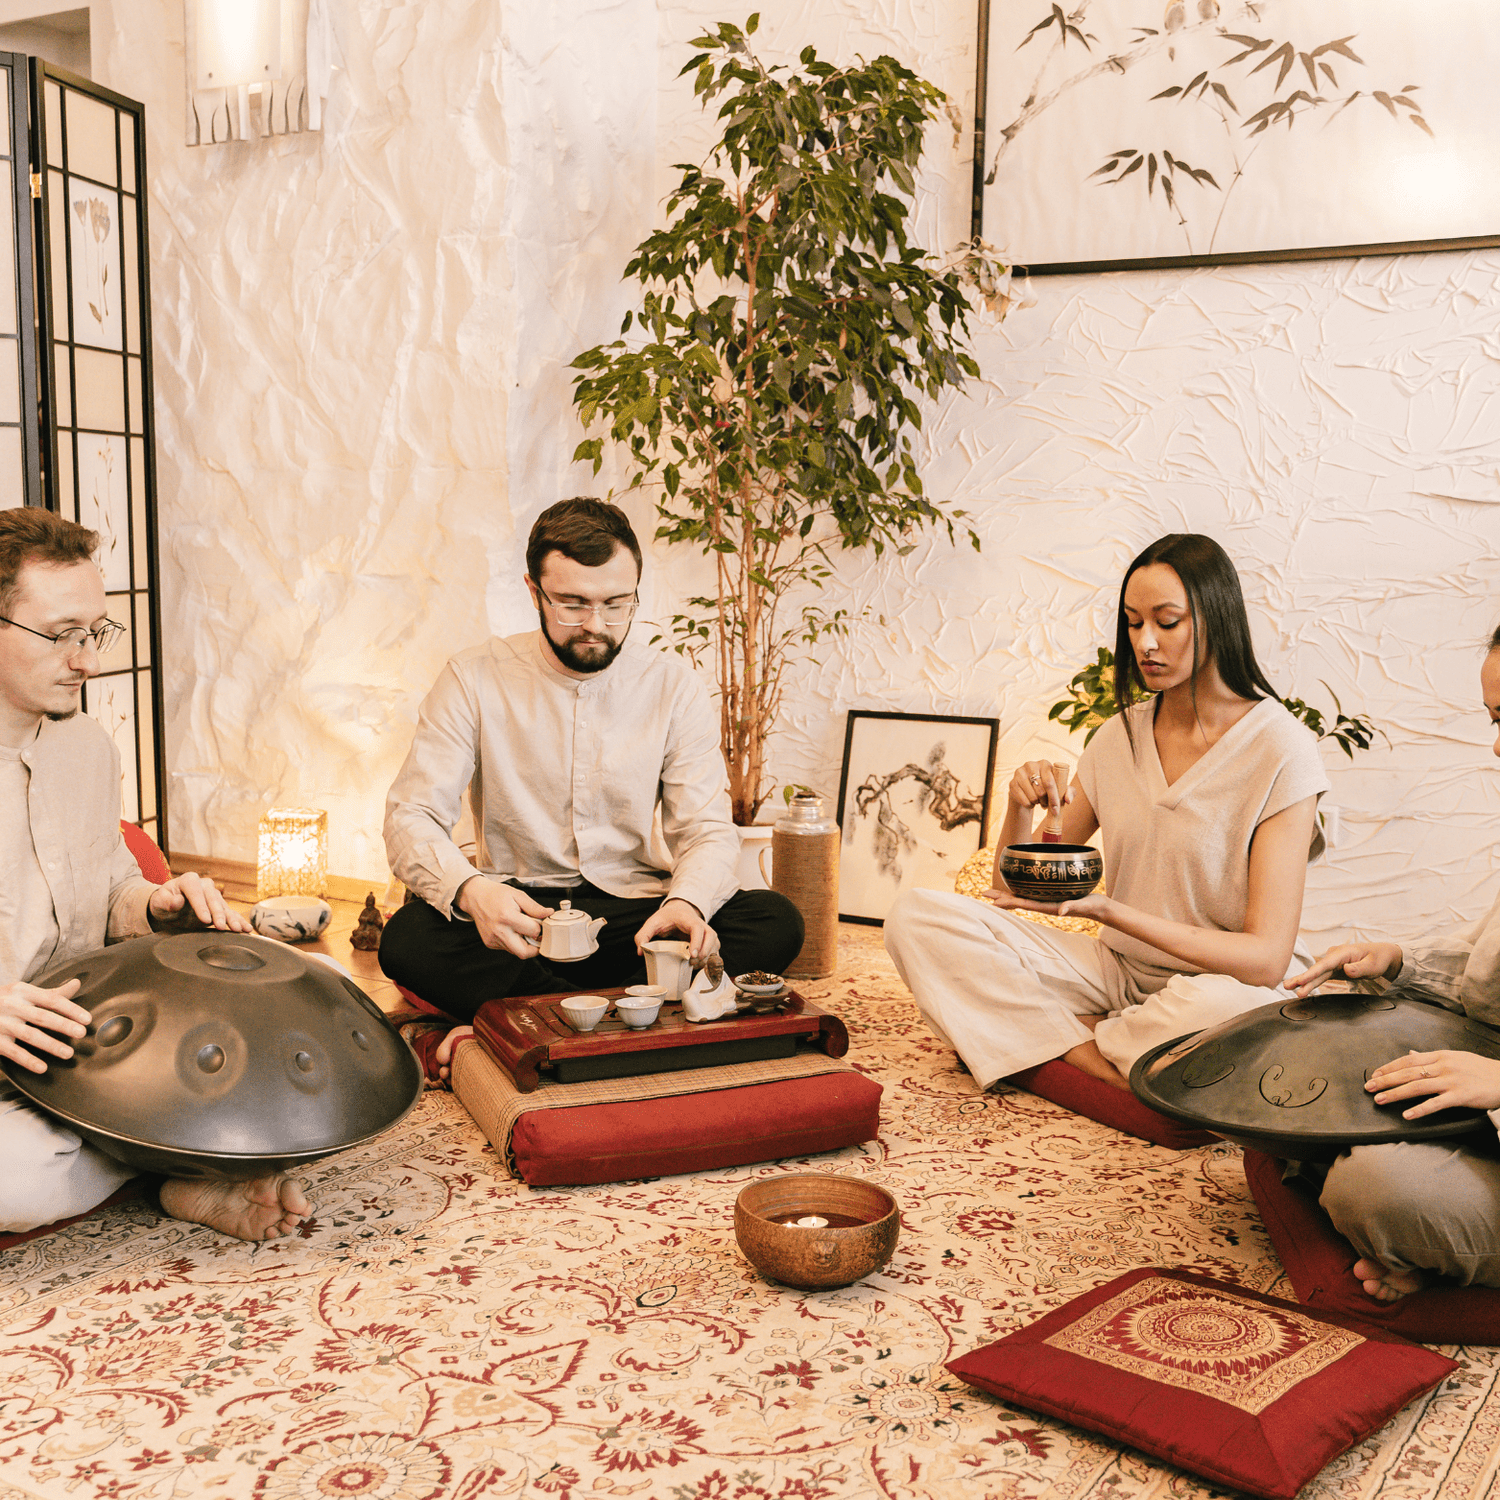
[
  {"xmin": 616, "ymin": 997, "xmax": 662, "ymax": 1029},
  {"xmin": 559, "ymin": 995, "xmax": 611, "ymax": 1032}
]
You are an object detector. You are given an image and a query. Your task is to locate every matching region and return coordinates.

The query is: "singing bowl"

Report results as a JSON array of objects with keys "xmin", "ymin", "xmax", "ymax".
[
  {"xmin": 999, "ymin": 843, "xmax": 1102, "ymax": 903},
  {"xmin": 734, "ymin": 1174, "xmax": 899, "ymax": 1290},
  {"xmin": 2, "ymin": 933, "xmax": 422, "ymax": 1179},
  {"xmin": 1129, "ymin": 983, "xmax": 1500, "ymax": 1160}
]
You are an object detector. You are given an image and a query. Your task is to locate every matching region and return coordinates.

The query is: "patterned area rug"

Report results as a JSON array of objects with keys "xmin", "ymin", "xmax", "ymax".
[{"xmin": 3, "ymin": 926, "xmax": 1499, "ymax": 1500}]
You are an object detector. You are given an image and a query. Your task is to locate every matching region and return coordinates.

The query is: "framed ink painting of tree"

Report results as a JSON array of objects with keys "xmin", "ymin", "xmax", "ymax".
[
  {"xmin": 973, "ymin": 0, "xmax": 1500, "ymax": 273},
  {"xmin": 836, "ymin": 711, "xmax": 999, "ymax": 925}
]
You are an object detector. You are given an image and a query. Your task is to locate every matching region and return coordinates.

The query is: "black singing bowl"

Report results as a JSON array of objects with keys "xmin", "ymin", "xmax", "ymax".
[
  {"xmin": 1129, "ymin": 982, "xmax": 1500, "ymax": 1160},
  {"xmin": 998, "ymin": 843, "xmax": 1103, "ymax": 903},
  {"xmin": 2, "ymin": 933, "xmax": 423, "ymax": 1179}
]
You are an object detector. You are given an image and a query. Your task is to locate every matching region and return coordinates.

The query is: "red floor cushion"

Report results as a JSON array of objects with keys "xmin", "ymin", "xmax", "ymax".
[
  {"xmin": 1007, "ymin": 1060, "xmax": 1217, "ymax": 1150},
  {"xmin": 948, "ymin": 1266, "xmax": 1457, "ymax": 1500},
  {"xmin": 119, "ymin": 820, "xmax": 170, "ymax": 884},
  {"xmin": 1243, "ymin": 1148, "xmax": 1500, "ymax": 1346},
  {"xmin": 510, "ymin": 1071, "xmax": 884, "ymax": 1186}
]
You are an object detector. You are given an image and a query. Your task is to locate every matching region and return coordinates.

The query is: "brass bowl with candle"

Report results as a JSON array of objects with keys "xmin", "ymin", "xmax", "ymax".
[
  {"xmin": 734, "ymin": 1173, "xmax": 899, "ymax": 1290},
  {"xmin": 998, "ymin": 843, "xmax": 1103, "ymax": 904}
]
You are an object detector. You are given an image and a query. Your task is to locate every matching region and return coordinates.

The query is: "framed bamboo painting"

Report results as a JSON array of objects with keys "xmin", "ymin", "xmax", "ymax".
[
  {"xmin": 835, "ymin": 711, "xmax": 999, "ymax": 925},
  {"xmin": 972, "ymin": 0, "xmax": 1500, "ymax": 273}
]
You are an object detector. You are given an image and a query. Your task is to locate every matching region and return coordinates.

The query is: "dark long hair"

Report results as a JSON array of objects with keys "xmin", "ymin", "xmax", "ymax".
[{"xmin": 1113, "ymin": 534, "xmax": 1279, "ymax": 740}]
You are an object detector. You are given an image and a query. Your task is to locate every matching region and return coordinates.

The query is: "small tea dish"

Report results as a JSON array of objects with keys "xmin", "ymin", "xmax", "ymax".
[
  {"xmin": 624, "ymin": 984, "xmax": 667, "ymax": 1003},
  {"xmin": 250, "ymin": 897, "xmax": 332, "ymax": 943},
  {"xmin": 998, "ymin": 842, "xmax": 1102, "ymax": 904},
  {"xmin": 559, "ymin": 995, "xmax": 611, "ymax": 1032},
  {"xmin": 734, "ymin": 971, "xmax": 786, "ymax": 998},
  {"xmin": 615, "ymin": 999, "xmax": 662, "ymax": 1029}
]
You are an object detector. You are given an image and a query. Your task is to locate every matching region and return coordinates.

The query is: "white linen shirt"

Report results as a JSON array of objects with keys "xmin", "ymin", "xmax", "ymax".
[
  {"xmin": 1, "ymin": 714, "xmax": 154, "ymax": 984},
  {"xmin": 384, "ymin": 631, "xmax": 741, "ymax": 922}
]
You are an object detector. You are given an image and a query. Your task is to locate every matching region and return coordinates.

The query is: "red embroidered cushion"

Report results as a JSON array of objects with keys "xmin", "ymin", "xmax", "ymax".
[
  {"xmin": 948, "ymin": 1267, "xmax": 1456, "ymax": 1500},
  {"xmin": 1007, "ymin": 1060, "xmax": 1216, "ymax": 1150},
  {"xmin": 1243, "ymin": 1147, "xmax": 1500, "ymax": 1346}
]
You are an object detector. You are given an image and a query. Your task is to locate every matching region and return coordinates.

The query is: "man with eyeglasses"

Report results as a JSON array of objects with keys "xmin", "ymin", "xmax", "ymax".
[
  {"xmin": 0, "ymin": 507, "xmax": 310, "ymax": 1243},
  {"xmin": 379, "ymin": 497, "xmax": 803, "ymax": 1053}
]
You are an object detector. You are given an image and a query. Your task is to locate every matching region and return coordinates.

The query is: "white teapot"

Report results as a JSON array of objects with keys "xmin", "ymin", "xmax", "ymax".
[{"xmin": 538, "ymin": 900, "xmax": 605, "ymax": 962}]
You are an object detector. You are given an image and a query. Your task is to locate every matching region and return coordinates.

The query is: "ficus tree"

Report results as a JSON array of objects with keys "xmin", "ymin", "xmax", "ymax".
[{"xmin": 572, "ymin": 15, "xmax": 1009, "ymax": 824}]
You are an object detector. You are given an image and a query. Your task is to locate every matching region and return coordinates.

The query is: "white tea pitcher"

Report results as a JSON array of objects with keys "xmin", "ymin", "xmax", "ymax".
[{"xmin": 642, "ymin": 938, "xmax": 693, "ymax": 1001}]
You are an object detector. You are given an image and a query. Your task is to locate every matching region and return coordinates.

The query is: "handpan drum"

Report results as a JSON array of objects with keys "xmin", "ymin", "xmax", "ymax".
[
  {"xmin": 1129, "ymin": 983, "xmax": 1500, "ymax": 1160},
  {"xmin": 2, "ymin": 933, "xmax": 422, "ymax": 1179}
]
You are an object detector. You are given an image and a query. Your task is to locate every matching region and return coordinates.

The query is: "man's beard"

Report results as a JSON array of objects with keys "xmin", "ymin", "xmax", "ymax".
[
  {"xmin": 44, "ymin": 708, "xmax": 79, "ymax": 722},
  {"xmin": 539, "ymin": 613, "xmax": 625, "ymax": 674}
]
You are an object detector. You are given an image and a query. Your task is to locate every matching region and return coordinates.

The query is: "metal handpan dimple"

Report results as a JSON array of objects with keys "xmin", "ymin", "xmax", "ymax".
[
  {"xmin": 2, "ymin": 932, "xmax": 422, "ymax": 1179},
  {"xmin": 1129, "ymin": 982, "xmax": 1500, "ymax": 1160}
]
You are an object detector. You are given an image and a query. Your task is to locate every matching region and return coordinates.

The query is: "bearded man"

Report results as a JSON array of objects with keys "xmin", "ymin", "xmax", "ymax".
[{"xmin": 379, "ymin": 497, "xmax": 802, "ymax": 1033}]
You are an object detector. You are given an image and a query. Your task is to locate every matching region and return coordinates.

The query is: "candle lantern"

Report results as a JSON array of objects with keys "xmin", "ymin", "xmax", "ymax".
[{"xmin": 256, "ymin": 807, "xmax": 328, "ymax": 899}]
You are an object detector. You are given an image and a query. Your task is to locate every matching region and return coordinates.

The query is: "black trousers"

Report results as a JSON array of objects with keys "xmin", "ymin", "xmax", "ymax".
[{"xmin": 378, "ymin": 879, "xmax": 805, "ymax": 1023}]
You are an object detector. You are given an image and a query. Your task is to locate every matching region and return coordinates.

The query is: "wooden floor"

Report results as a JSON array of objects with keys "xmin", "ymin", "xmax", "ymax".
[{"xmin": 227, "ymin": 894, "xmax": 408, "ymax": 1015}]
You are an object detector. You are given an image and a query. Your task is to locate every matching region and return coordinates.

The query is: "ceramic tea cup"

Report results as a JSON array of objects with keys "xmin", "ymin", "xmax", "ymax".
[
  {"xmin": 559, "ymin": 995, "xmax": 611, "ymax": 1032},
  {"xmin": 615, "ymin": 998, "xmax": 662, "ymax": 1029},
  {"xmin": 998, "ymin": 843, "xmax": 1102, "ymax": 904}
]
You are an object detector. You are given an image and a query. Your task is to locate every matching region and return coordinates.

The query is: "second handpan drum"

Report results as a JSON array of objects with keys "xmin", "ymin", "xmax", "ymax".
[
  {"xmin": 1129, "ymin": 983, "xmax": 1500, "ymax": 1159},
  {"xmin": 2, "ymin": 932, "xmax": 422, "ymax": 1179}
]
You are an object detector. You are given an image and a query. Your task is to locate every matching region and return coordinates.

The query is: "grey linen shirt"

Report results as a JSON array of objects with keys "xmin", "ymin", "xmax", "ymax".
[
  {"xmin": 1369, "ymin": 885, "xmax": 1500, "ymax": 1131},
  {"xmin": 1396, "ymin": 891, "xmax": 1500, "ymax": 1026},
  {"xmin": 384, "ymin": 631, "xmax": 741, "ymax": 922},
  {"xmin": 0, "ymin": 714, "xmax": 153, "ymax": 984}
]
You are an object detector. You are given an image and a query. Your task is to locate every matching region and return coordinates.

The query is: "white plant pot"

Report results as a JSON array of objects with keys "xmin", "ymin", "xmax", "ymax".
[{"xmin": 737, "ymin": 824, "xmax": 774, "ymax": 891}]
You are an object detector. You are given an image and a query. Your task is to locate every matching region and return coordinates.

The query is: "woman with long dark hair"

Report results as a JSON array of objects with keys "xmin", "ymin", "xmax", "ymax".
[
  {"xmin": 885, "ymin": 533, "xmax": 1328, "ymax": 1092},
  {"xmin": 1286, "ymin": 624, "xmax": 1500, "ymax": 1299}
]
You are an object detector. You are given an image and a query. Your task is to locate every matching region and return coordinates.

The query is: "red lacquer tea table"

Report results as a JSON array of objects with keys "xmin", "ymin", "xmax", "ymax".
[{"xmin": 472, "ymin": 988, "xmax": 849, "ymax": 1093}]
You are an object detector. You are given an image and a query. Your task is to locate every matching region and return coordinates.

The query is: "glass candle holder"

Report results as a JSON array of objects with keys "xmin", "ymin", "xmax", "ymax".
[{"xmin": 256, "ymin": 807, "xmax": 328, "ymax": 899}]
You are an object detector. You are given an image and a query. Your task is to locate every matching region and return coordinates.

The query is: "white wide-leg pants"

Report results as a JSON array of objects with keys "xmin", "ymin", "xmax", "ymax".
[
  {"xmin": 883, "ymin": 888, "xmax": 1284, "ymax": 1088},
  {"xmin": 0, "ymin": 1078, "xmax": 135, "ymax": 1232}
]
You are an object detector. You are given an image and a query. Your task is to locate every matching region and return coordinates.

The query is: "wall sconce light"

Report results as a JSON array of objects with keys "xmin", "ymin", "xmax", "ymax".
[
  {"xmin": 185, "ymin": 0, "xmax": 336, "ymax": 146},
  {"xmin": 257, "ymin": 807, "xmax": 328, "ymax": 899},
  {"xmin": 193, "ymin": 0, "xmax": 281, "ymax": 92}
]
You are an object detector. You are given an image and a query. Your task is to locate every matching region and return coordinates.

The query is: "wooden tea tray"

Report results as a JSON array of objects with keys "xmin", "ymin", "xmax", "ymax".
[{"xmin": 472, "ymin": 987, "xmax": 849, "ymax": 1093}]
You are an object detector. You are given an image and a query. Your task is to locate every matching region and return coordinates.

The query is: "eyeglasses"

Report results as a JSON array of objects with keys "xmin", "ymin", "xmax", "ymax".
[
  {"xmin": 534, "ymin": 584, "xmax": 638, "ymax": 626},
  {"xmin": 0, "ymin": 615, "xmax": 126, "ymax": 654}
]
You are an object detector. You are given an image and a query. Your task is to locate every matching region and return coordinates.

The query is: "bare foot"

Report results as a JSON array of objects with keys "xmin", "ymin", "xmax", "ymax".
[
  {"xmin": 159, "ymin": 1174, "xmax": 311, "ymax": 1242},
  {"xmin": 434, "ymin": 1024, "xmax": 474, "ymax": 1083},
  {"xmin": 1353, "ymin": 1256, "xmax": 1425, "ymax": 1303},
  {"xmin": 1063, "ymin": 1040, "xmax": 1132, "ymax": 1091}
]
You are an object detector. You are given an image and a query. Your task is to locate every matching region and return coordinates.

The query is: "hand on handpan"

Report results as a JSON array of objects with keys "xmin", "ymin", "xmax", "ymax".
[
  {"xmin": 0, "ymin": 977, "xmax": 89, "ymax": 1073},
  {"xmin": 456, "ymin": 877, "xmax": 552, "ymax": 958},
  {"xmin": 634, "ymin": 898, "xmax": 717, "ymax": 963},
  {"xmin": 148, "ymin": 872, "xmax": 251, "ymax": 933},
  {"xmin": 1287, "ymin": 941, "xmax": 1403, "ymax": 996},
  {"xmin": 1007, "ymin": 759, "xmax": 1072, "ymax": 816},
  {"xmin": 1366, "ymin": 1048, "xmax": 1500, "ymax": 1118}
]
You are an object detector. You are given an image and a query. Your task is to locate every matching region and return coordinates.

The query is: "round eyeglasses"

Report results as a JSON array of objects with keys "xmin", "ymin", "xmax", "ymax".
[
  {"xmin": 0, "ymin": 615, "xmax": 127, "ymax": 654},
  {"xmin": 534, "ymin": 584, "xmax": 639, "ymax": 626}
]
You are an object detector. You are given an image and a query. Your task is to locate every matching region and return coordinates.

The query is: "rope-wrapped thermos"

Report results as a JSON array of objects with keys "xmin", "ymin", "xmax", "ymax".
[{"xmin": 764, "ymin": 793, "xmax": 840, "ymax": 979}]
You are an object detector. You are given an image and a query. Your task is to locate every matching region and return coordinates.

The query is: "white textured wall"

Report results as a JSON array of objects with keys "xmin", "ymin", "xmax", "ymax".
[{"xmin": 90, "ymin": 0, "xmax": 1500, "ymax": 949}]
